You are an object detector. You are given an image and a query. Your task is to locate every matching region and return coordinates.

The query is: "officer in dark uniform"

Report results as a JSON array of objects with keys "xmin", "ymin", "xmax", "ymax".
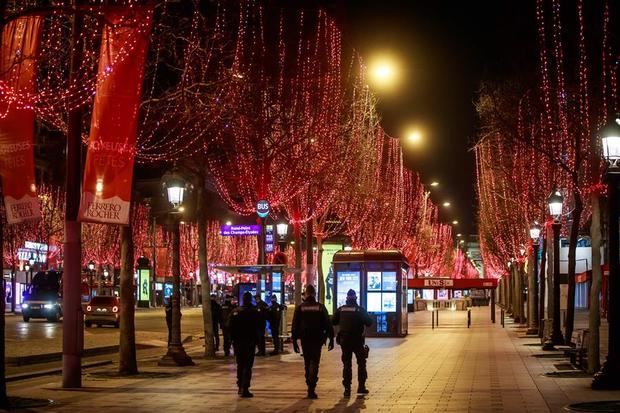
[
  {"xmin": 333, "ymin": 289, "xmax": 373, "ymax": 397},
  {"xmin": 230, "ymin": 292, "xmax": 261, "ymax": 398},
  {"xmin": 210, "ymin": 294, "xmax": 222, "ymax": 351},
  {"xmin": 220, "ymin": 295, "xmax": 236, "ymax": 356},
  {"xmin": 267, "ymin": 294, "xmax": 285, "ymax": 355},
  {"xmin": 255, "ymin": 294, "xmax": 268, "ymax": 356},
  {"xmin": 291, "ymin": 284, "xmax": 334, "ymax": 399}
]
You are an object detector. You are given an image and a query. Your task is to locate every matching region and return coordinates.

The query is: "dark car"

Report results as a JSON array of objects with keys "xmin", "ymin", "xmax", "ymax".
[
  {"xmin": 84, "ymin": 296, "xmax": 120, "ymax": 328},
  {"xmin": 21, "ymin": 271, "xmax": 62, "ymax": 322}
]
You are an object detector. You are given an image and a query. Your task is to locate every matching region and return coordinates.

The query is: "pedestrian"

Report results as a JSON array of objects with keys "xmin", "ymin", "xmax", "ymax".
[
  {"xmin": 333, "ymin": 289, "xmax": 373, "ymax": 397},
  {"xmin": 291, "ymin": 284, "xmax": 334, "ymax": 399},
  {"xmin": 221, "ymin": 295, "xmax": 236, "ymax": 356},
  {"xmin": 165, "ymin": 298, "xmax": 173, "ymax": 345},
  {"xmin": 255, "ymin": 294, "xmax": 268, "ymax": 356},
  {"xmin": 267, "ymin": 294, "xmax": 285, "ymax": 355},
  {"xmin": 230, "ymin": 291, "xmax": 261, "ymax": 398},
  {"xmin": 211, "ymin": 294, "xmax": 222, "ymax": 352}
]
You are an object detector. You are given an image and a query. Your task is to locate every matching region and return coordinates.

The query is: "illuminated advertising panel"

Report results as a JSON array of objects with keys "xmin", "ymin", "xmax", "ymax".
[
  {"xmin": 367, "ymin": 271, "xmax": 382, "ymax": 291},
  {"xmin": 322, "ymin": 243, "xmax": 342, "ymax": 314},
  {"xmin": 336, "ymin": 271, "xmax": 360, "ymax": 308},
  {"xmin": 382, "ymin": 272, "xmax": 397, "ymax": 291},
  {"xmin": 137, "ymin": 268, "xmax": 151, "ymax": 302}
]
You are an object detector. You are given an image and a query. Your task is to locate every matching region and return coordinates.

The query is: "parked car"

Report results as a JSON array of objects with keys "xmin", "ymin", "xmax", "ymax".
[
  {"xmin": 84, "ymin": 296, "xmax": 120, "ymax": 328},
  {"xmin": 21, "ymin": 271, "xmax": 62, "ymax": 322}
]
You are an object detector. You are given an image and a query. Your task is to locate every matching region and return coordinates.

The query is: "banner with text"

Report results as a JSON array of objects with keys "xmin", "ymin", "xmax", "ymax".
[
  {"xmin": 0, "ymin": 17, "xmax": 43, "ymax": 224},
  {"xmin": 78, "ymin": 8, "xmax": 153, "ymax": 224}
]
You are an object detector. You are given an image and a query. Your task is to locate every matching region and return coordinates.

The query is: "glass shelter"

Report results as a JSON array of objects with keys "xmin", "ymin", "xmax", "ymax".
[{"xmin": 332, "ymin": 250, "xmax": 408, "ymax": 337}]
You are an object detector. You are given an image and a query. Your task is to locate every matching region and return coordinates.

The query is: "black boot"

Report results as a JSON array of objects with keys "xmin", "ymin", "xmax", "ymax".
[
  {"xmin": 307, "ymin": 387, "xmax": 318, "ymax": 399},
  {"xmin": 343, "ymin": 387, "xmax": 351, "ymax": 397},
  {"xmin": 357, "ymin": 385, "xmax": 369, "ymax": 394},
  {"xmin": 241, "ymin": 389, "xmax": 254, "ymax": 398}
]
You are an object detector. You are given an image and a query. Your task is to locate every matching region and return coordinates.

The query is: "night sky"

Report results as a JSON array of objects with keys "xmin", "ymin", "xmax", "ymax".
[{"xmin": 343, "ymin": 1, "xmax": 538, "ymax": 238}]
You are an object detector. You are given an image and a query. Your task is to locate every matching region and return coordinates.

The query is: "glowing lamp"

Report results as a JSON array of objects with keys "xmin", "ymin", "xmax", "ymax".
[
  {"xmin": 547, "ymin": 189, "xmax": 563, "ymax": 220},
  {"xmin": 276, "ymin": 222, "xmax": 289, "ymax": 239},
  {"xmin": 24, "ymin": 264, "xmax": 30, "ymax": 272},
  {"xmin": 88, "ymin": 260, "xmax": 96, "ymax": 271},
  {"xmin": 162, "ymin": 169, "xmax": 188, "ymax": 208},
  {"xmin": 28, "ymin": 253, "xmax": 36, "ymax": 267},
  {"xmin": 601, "ymin": 117, "xmax": 620, "ymax": 168},
  {"xmin": 530, "ymin": 222, "xmax": 541, "ymax": 240}
]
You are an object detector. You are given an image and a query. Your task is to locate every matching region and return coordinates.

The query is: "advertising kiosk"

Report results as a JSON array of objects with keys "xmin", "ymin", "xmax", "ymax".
[{"xmin": 332, "ymin": 250, "xmax": 408, "ymax": 337}]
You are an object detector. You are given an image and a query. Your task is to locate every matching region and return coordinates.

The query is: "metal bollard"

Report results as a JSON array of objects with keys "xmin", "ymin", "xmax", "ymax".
[
  {"xmin": 436, "ymin": 310, "xmax": 439, "ymax": 326},
  {"xmin": 467, "ymin": 308, "xmax": 471, "ymax": 328},
  {"xmin": 432, "ymin": 310, "xmax": 435, "ymax": 329},
  {"xmin": 501, "ymin": 309, "xmax": 505, "ymax": 328}
]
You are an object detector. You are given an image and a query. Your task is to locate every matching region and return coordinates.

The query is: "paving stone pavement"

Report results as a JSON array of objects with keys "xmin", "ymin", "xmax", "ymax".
[{"xmin": 7, "ymin": 307, "xmax": 620, "ymax": 412}]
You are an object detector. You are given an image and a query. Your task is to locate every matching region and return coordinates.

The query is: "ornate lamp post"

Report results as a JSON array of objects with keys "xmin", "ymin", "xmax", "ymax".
[
  {"xmin": 593, "ymin": 117, "xmax": 620, "ymax": 389},
  {"xmin": 159, "ymin": 169, "xmax": 194, "ymax": 366},
  {"xmin": 87, "ymin": 260, "xmax": 96, "ymax": 300},
  {"xmin": 276, "ymin": 222, "xmax": 289, "ymax": 252},
  {"xmin": 527, "ymin": 222, "xmax": 541, "ymax": 335},
  {"xmin": 543, "ymin": 189, "xmax": 564, "ymax": 349}
]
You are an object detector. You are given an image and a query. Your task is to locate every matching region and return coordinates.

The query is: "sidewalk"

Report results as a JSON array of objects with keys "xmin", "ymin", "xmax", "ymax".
[{"xmin": 6, "ymin": 307, "xmax": 620, "ymax": 412}]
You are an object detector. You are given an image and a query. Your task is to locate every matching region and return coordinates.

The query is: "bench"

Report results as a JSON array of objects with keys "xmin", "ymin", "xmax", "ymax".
[{"xmin": 564, "ymin": 329, "xmax": 589, "ymax": 370}]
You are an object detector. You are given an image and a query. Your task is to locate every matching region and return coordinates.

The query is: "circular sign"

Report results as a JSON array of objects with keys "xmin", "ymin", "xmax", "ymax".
[{"xmin": 256, "ymin": 199, "xmax": 270, "ymax": 218}]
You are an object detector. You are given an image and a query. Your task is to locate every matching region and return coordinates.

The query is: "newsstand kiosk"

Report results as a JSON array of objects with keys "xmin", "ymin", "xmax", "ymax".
[{"xmin": 332, "ymin": 250, "xmax": 409, "ymax": 337}]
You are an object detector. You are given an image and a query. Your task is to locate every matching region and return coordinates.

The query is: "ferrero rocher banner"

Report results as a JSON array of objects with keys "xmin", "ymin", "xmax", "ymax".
[
  {"xmin": 0, "ymin": 17, "xmax": 43, "ymax": 224},
  {"xmin": 78, "ymin": 8, "xmax": 152, "ymax": 225}
]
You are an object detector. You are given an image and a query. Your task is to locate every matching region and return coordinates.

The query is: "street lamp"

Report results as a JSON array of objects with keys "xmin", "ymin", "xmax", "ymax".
[
  {"xmin": 593, "ymin": 117, "xmax": 620, "ymax": 389},
  {"xmin": 527, "ymin": 222, "xmax": 541, "ymax": 335},
  {"xmin": 276, "ymin": 222, "xmax": 289, "ymax": 252},
  {"xmin": 159, "ymin": 169, "xmax": 194, "ymax": 367},
  {"xmin": 544, "ymin": 189, "xmax": 564, "ymax": 349},
  {"xmin": 87, "ymin": 260, "xmax": 96, "ymax": 299}
]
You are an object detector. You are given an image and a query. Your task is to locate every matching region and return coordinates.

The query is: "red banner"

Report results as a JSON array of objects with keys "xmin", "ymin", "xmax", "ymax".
[
  {"xmin": 0, "ymin": 17, "xmax": 43, "ymax": 224},
  {"xmin": 78, "ymin": 8, "xmax": 153, "ymax": 225}
]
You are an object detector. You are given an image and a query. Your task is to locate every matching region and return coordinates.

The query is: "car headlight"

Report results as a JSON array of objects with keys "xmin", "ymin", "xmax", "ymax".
[
  {"xmin": 44, "ymin": 303, "xmax": 55, "ymax": 309},
  {"xmin": 21, "ymin": 303, "xmax": 29, "ymax": 309}
]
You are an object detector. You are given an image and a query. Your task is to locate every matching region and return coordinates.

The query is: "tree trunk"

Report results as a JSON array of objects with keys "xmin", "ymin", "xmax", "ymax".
[
  {"xmin": 565, "ymin": 194, "xmax": 583, "ymax": 344},
  {"xmin": 0, "ymin": 208, "xmax": 9, "ymax": 409},
  {"xmin": 294, "ymin": 222, "xmax": 302, "ymax": 305},
  {"xmin": 197, "ymin": 184, "xmax": 215, "ymax": 358},
  {"xmin": 305, "ymin": 219, "xmax": 314, "ymax": 287},
  {"xmin": 588, "ymin": 192, "xmax": 602, "ymax": 373},
  {"xmin": 316, "ymin": 235, "xmax": 324, "ymax": 304},
  {"xmin": 118, "ymin": 225, "xmax": 138, "ymax": 375}
]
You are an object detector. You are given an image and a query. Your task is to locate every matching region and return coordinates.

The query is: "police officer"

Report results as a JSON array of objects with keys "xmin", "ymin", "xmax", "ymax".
[
  {"xmin": 230, "ymin": 292, "xmax": 261, "ymax": 398},
  {"xmin": 333, "ymin": 289, "xmax": 373, "ymax": 397},
  {"xmin": 211, "ymin": 294, "xmax": 222, "ymax": 351},
  {"xmin": 255, "ymin": 294, "xmax": 268, "ymax": 356},
  {"xmin": 267, "ymin": 294, "xmax": 285, "ymax": 355},
  {"xmin": 220, "ymin": 295, "xmax": 236, "ymax": 356},
  {"xmin": 291, "ymin": 284, "xmax": 334, "ymax": 399}
]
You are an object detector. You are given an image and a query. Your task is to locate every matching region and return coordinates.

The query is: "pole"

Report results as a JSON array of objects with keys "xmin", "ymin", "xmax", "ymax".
[
  {"xmin": 539, "ymin": 236, "xmax": 547, "ymax": 338},
  {"xmin": 151, "ymin": 215, "xmax": 157, "ymax": 307},
  {"xmin": 62, "ymin": 6, "xmax": 84, "ymax": 388},
  {"xmin": 491, "ymin": 290, "xmax": 496, "ymax": 323},
  {"xmin": 527, "ymin": 241, "xmax": 540, "ymax": 335},
  {"xmin": 257, "ymin": 217, "xmax": 265, "ymax": 298},
  {"xmin": 551, "ymin": 221, "xmax": 563, "ymax": 345},
  {"xmin": 592, "ymin": 172, "xmax": 620, "ymax": 389},
  {"xmin": 159, "ymin": 218, "xmax": 193, "ymax": 366}
]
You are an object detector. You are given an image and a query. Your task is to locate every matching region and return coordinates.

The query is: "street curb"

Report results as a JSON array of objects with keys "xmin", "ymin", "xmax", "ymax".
[
  {"xmin": 6, "ymin": 360, "xmax": 113, "ymax": 382},
  {"xmin": 7, "ymin": 344, "xmax": 156, "ymax": 366}
]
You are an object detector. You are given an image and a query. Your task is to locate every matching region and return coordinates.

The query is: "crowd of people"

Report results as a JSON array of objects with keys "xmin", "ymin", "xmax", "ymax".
[{"xmin": 210, "ymin": 285, "xmax": 373, "ymax": 399}]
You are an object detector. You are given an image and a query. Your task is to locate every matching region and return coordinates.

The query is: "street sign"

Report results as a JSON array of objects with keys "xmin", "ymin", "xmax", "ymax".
[
  {"xmin": 256, "ymin": 200, "xmax": 270, "ymax": 218},
  {"xmin": 220, "ymin": 224, "xmax": 261, "ymax": 236},
  {"xmin": 265, "ymin": 224, "xmax": 274, "ymax": 253}
]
